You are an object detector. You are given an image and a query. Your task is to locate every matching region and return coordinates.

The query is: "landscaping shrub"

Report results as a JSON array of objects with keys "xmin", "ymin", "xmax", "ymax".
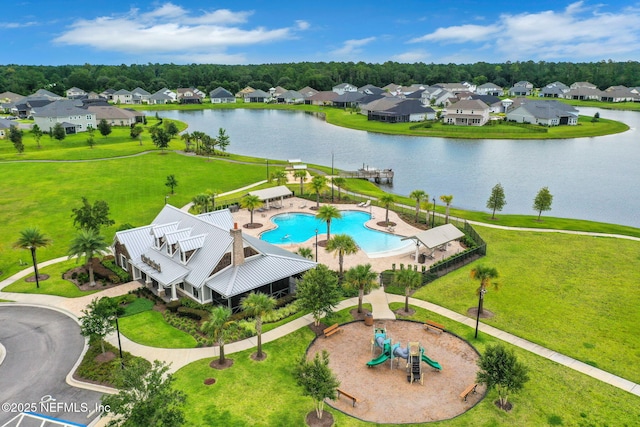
[
  {"xmin": 166, "ymin": 300, "xmax": 182, "ymax": 313},
  {"xmin": 177, "ymin": 306, "xmax": 210, "ymax": 321},
  {"xmin": 101, "ymin": 258, "xmax": 131, "ymax": 283}
]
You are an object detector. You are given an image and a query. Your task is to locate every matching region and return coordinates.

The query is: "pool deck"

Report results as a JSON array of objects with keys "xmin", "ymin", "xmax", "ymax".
[{"xmin": 231, "ymin": 197, "xmax": 464, "ymax": 274}]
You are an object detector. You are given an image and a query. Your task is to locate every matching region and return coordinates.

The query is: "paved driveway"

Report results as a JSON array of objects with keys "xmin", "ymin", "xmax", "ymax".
[{"xmin": 0, "ymin": 306, "xmax": 103, "ymax": 426}]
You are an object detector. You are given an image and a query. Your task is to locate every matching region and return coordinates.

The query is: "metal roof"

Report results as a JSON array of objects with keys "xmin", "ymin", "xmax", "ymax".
[
  {"xmin": 401, "ymin": 224, "xmax": 464, "ymax": 249},
  {"xmin": 248, "ymin": 186, "xmax": 293, "ymax": 201}
]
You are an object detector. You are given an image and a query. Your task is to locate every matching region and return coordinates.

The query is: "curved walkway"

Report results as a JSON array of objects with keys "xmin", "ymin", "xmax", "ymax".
[{"xmin": 1, "ymin": 267, "xmax": 638, "ymax": 398}]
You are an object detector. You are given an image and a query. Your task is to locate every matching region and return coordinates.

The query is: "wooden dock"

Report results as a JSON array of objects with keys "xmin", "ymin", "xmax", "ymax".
[{"xmin": 341, "ymin": 168, "xmax": 394, "ymax": 183}]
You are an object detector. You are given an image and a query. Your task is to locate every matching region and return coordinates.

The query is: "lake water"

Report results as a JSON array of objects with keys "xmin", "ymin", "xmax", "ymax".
[{"xmin": 152, "ymin": 107, "xmax": 640, "ymax": 227}]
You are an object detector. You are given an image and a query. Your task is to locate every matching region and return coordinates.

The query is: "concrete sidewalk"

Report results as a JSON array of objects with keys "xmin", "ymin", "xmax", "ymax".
[{"xmin": 1, "ymin": 260, "xmax": 639, "ymax": 400}]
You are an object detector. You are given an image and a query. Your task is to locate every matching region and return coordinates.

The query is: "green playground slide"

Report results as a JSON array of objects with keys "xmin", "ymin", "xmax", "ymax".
[
  {"xmin": 421, "ymin": 354, "xmax": 442, "ymax": 370},
  {"xmin": 367, "ymin": 343, "xmax": 392, "ymax": 367}
]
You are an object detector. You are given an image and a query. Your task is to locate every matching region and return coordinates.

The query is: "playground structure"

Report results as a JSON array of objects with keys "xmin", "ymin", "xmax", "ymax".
[{"xmin": 367, "ymin": 325, "xmax": 442, "ymax": 384}]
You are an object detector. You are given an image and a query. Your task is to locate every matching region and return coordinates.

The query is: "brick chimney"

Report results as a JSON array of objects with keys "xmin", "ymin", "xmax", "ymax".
[{"xmin": 230, "ymin": 222, "xmax": 244, "ymax": 266}]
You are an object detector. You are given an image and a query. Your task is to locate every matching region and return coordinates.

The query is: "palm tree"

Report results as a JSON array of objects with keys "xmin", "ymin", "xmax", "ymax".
[
  {"xmin": 293, "ymin": 170, "xmax": 307, "ymax": 196},
  {"xmin": 332, "ymin": 177, "xmax": 346, "ymax": 200},
  {"xmin": 191, "ymin": 130, "xmax": 206, "ymax": 153},
  {"xmin": 180, "ymin": 132, "xmax": 192, "ymax": 152},
  {"xmin": 325, "ymin": 234, "xmax": 358, "ymax": 280},
  {"xmin": 206, "ymin": 189, "xmax": 219, "ymax": 211},
  {"xmin": 315, "ymin": 205, "xmax": 342, "ymax": 241},
  {"xmin": 309, "ymin": 175, "xmax": 328, "ymax": 208},
  {"xmin": 201, "ymin": 306, "xmax": 234, "ymax": 365},
  {"xmin": 379, "ymin": 194, "xmax": 396, "ymax": 225},
  {"xmin": 440, "ymin": 194, "xmax": 454, "ymax": 224},
  {"xmin": 410, "ymin": 190, "xmax": 427, "ymax": 223},
  {"xmin": 295, "ymin": 247, "xmax": 314, "ymax": 259},
  {"xmin": 470, "ymin": 264, "xmax": 500, "ymax": 315},
  {"xmin": 191, "ymin": 193, "xmax": 209, "ymax": 214},
  {"xmin": 420, "ymin": 200, "xmax": 430, "ymax": 226},
  {"xmin": 344, "ymin": 264, "xmax": 378, "ymax": 314},
  {"xmin": 394, "ymin": 268, "xmax": 422, "ymax": 312},
  {"xmin": 240, "ymin": 194, "xmax": 263, "ymax": 226},
  {"xmin": 13, "ymin": 227, "xmax": 51, "ymax": 289},
  {"xmin": 67, "ymin": 228, "xmax": 109, "ymax": 286},
  {"xmin": 240, "ymin": 292, "xmax": 276, "ymax": 359},
  {"xmin": 271, "ymin": 169, "xmax": 288, "ymax": 185}
]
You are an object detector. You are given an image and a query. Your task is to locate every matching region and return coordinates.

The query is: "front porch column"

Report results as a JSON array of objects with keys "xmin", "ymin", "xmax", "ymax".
[
  {"xmin": 414, "ymin": 243, "xmax": 420, "ymax": 263},
  {"xmin": 170, "ymin": 283, "xmax": 178, "ymax": 301},
  {"xmin": 145, "ymin": 277, "xmax": 151, "ymax": 287}
]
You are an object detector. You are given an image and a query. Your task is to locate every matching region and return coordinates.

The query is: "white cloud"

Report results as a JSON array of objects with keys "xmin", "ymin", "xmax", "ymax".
[
  {"xmin": 0, "ymin": 21, "xmax": 38, "ymax": 29},
  {"xmin": 392, "ymin": 50, "xmax": 430, "ymax": 63},
  {"xmin": 330, "ymin": 37, "xmax": 376, "ymax": 55},
  {"xmin": 53, "ymin": 3, "xmax": 305, "ymax": 61},
  {"xmin": 409, "ymin": 2, "xmax": 640, "ymax": 61}
]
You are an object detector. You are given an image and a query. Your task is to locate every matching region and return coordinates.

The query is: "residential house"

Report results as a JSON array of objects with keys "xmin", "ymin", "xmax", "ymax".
[
  {"xmin": 434, "ymin": 82, "xmax": 476, "ymax": 94},
  {"xmin": 332, "ymin": 83, "xmax": 357, "ymax": 95},
  {"xmin": 469, "ymin": 95, "xmax": 503, "ymax": 113},
  {"xmin": 244, "ymin": 89, "xmax": 270, "ymax": 103},
  {"xmin": 358, "ymin": 84, "xmax": 386, "ymax": 96},
  {"xmin": 32, "ymin": 89, "xmax": 63, "ymax": 101},
  {"xmin": 364, "ymin": 98, "xmax": 436, "ymax": 123},
  {"xmin": 506, "ymin": 100, "xmax": 578, "ymax": 126},
  {"xmin": 31, "ymin": 99, "xmax": 96, "ymax": 134},
  {"xmin": 132, "ymin": 87, "xmax": 151, "ymax": 104},
  {"xmin": 86, "ymin": 105, "xmax": 139, "ymax": 126},
  {"xmin": 298, "ymin": 86, "xmax": 319, "ymax": 98},
  {"xmin": 419, "ymin": 86, "xmax": 456, "ymax": 107},
  {"xmin": 112, "ymin": 205, "xmax": 316, "ymax": 310},
  {"xmin": 112, "ymin": 89, "xmax": 133, "ymax": 104},
  {"xmin": 177, "ymin": 88, "xmax": 203, "ymax": 104},
  {"xmin": 100, "ymin": 88, "xmax": 116, "ymax": 101},
  {"xmin": 66, "ymin": 87, "xmax": 87, "ymax": 98},
  {"xmin": 10, "ymin": 97, "xmax": 53, "ymax": 118},
  {"xmin": 209, "ymin": 87, "xmax": 236, "ymax": 104},
  {"xmin": 600, "ymin": 86, "xmax": 640, "ymax": 103},
  {"xmin": 539, "ymin": 81, "xmax": 569, "ymax": 98},
  {"xmin": 562, "ymin": 86, "xmax": 602, "ymax": 101},
  {"xmin": 332, "ymin": 91, "xmax": 365, "ymax": 108},
  {"xmin": 570, "ymin": 82, "xmax": 597, "ymax": 90},
  {"xmin": 475, "ymin": 83, "xmax": 504, "ymax": 96},
  {"xmin": 0, "ymin": 91, "xmax": 25, "ymax": 105},
  {"xmin": 269, "ymin": 86, "xmax": 288, "ymax": 99},
  {"xmin": 304, "ymin": 91, "xmax": 338, "ymax": 106},
  {"xmin": 235, "ymin": 86, "xmax": 255, "ymax": 98},
  {"xmin": 508, "ymin": 81, "xmax": 534, "ymax": 96},
  {"xmin": 443, "ymin": 99, "xmax": 490, "ymax": 126},
  {"xmin": 149, "ymin": 88, "xmax": 177, "ymax": 105},
  {"xmin": 382, "ymin": 83, "xmax": 401, "ymax": 94},
  {"xmin": 0, "ymin": 118, "xmax": 13, "ymax": 139},
  {"xmin": 277, "ymin": 90, "xmax": 304, "ymax": 104}
]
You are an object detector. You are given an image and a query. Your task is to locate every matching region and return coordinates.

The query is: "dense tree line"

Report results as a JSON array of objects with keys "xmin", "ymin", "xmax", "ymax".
[{"xmin": 1, "ymin": 60, "xmax": 639, "ymax": 96}]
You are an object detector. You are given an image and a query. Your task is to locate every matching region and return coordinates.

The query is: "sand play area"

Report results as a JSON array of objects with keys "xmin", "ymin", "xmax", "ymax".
[{"xmin": 307, "ymin": 320, "xmax": 485, "ymax": 424}]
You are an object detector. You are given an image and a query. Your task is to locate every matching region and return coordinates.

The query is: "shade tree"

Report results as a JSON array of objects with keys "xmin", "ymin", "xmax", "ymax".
[
  {"xmin": 486, "ymin": 183, "xmax": 506, "ymax": 220},
  {"xmin": 533, "ymin": 186, "xmax": 553, "ymax": 221}
]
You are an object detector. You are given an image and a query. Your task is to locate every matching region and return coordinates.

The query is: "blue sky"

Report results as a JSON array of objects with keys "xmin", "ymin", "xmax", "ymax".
[{"xmin": 5, "ymin": 0, "xmax": 640, "ymax": 65}]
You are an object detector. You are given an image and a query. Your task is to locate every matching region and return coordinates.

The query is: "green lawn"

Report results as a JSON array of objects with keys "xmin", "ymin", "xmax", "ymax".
[
  {"xmin": 117, "ymin": 310, "xmax": 197, "ymax": 348},
  {"xmin": 2, "ymin": 258, "xmax": 99, "ymax": 298},
  {"xmin": 412, "ymin": 226, "xmax": 640, "ymax": 383},
  {"xmin": 173, "ymin": 306, "xmax": 640, "ymax": 427},
  {"xmin": 0, "ymin": 151, "xmax": 265, "ymax": 280}
]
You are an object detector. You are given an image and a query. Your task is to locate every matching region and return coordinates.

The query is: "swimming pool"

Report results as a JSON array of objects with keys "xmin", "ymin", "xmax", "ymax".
[{"xmin": 260, "ymin": 211, "xmax": 414, "ymax": 256}]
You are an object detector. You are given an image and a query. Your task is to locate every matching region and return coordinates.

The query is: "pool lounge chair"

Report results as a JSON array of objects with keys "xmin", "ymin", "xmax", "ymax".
[
  {"xmin": 299, "ymin": 201, "xmax": 307, "ymax": 209},
  {"xmin": 357, "ymin": 201, "xmax": 365, "ymax": 207},
  {"xmin": 362, "ymin": 200, "xmax": 371, "ymax": 208}
]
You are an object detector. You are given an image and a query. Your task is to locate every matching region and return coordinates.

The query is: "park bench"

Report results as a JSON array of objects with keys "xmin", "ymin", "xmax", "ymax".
[
  {"xmin": 323, "ymin": 323, "xmax": 342, "ymax": 338},
  {"xmin": 424, "ymin": 320, "xmax": 445, "ymax": 334},
  {"xmin": 337, "ymin": 389, "xmax": 359, "ymax": 407},
  {"xmin": 460, "ymin": 383, "xmax": 478, "ymax": 401}
]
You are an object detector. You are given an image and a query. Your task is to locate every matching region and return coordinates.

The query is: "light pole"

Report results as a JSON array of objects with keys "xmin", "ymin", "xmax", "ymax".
[
  {"xmin": 315, "ymin": 229, "xmax": 318, "ymax": 262},
  {"xmin": 115, "ymin": 315, "xmax": 125, "ymax": 369},
  {"xmin": 431, "ymin": 198, "xmax": 436, "ymax": 228},
  {"xmin": 474, "ymin": 288, "xmax": 487, "ymax": 339}
]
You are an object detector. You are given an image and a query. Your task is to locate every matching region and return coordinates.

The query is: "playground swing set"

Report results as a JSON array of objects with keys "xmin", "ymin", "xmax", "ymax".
[{"xmin": 366, "ymin": 325, "xmax": 442, "ymax": 384}]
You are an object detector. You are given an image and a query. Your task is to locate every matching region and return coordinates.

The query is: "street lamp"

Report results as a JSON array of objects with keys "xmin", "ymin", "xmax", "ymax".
[
  {"xmin": 474, "ymin": 288, "xmax": 487, "ymax": 339},
  {"xmin": 431, "ymin": 198, "xmax": 436, "ymax": 228},
  {"xmin": 114, "ymin": 315, "xmax": 125, "ymax": 369},
  {"xmin": 315, "ymin": 228, "xmax": 318, "ymax": 262}
]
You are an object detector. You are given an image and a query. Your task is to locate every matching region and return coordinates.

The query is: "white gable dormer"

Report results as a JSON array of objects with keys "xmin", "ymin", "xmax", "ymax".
[
  {"xmin": 177, "ymin": 234, "xmax": 206, "ymax": 264},
  {"xmin": 151, "ymin": 222, "xmax": 179, "ymax": 249}
]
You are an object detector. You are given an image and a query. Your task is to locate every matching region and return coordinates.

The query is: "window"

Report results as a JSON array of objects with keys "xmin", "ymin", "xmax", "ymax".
[
  {"xmin": 192, "ymin": 288, "xmax": 199, "ymax": 299},
  {"xmin": 119, "ymin": 254, "xmax": 128, "ymax": 269}
]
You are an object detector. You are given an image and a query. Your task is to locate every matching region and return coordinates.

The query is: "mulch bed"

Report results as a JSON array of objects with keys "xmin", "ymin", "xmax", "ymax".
[
  {"xmin": 305, "ymin": 411, "xmax": 334, "ymax": 427},
  {"xmin": 209, "ymin": 359, "xmax": 234, "ymax": 370},
  {"xmin": 204, "ymin": 378, "xmax": 216, "ymax": 385},
  {"xmin": 250, "ymin": 352, "xmax": 268, "ymax": 361},
  {"xmin": 243, "ymin": 223, "xmax": 263, "ymax": 229},
  {"xmin": 317, "ymin": 239, "xmax": 328, "ymax": 248},
  {"xmin": 62, "ymin": 263, "xmax": 123, "ymax": 291},
  {"xmin": 94, "ymin": 351, "xmax": 116, "ymax": 364},
  {"xmin": 25, "ymin": 274, "xmax": 49, "ymax": 282},
  {"xmin": 466, "ymin": 307, "xmax": 495, "ymax": 319}
]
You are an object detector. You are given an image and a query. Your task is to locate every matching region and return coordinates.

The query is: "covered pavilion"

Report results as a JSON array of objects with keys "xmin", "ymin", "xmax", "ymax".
[
  {"xmin": 401, "ymin": 223, "xmax": 465, "ymax": 263},
  {"xmin": 247, "ymin": 185, "xmax": 293, "ymax": 209}
]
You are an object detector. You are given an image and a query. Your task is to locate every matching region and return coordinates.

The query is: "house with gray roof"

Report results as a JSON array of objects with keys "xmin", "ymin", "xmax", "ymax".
[
  {"xmin": 476, "ymin": 83, "xmax": 504, "ymax": 96},
  {"xmin": 66, "ymin": 87, "xmax": 87, "ymax": 98},
  {"xmin": 600, "ymin": 86, "xmax": 640, "ymax": 103},
  {"xmin": 332, "ymin": 83, "xmax": 357, "ymax": 95},
  {"xmin": 508, "ymin": 81, "xmax": 534, "ymax": 97},
  {"xmin": 31, "ymin": 99, "xmax": 96, "ymax": 134},
  {"xmin": 209, "ymin": 87, "xmax": 236, "ymax": 104},
  {"xmin": 444, "ymin": 99, "xmax": 490, "ymax": 126},
  {"xmin": 244, "ymin": 89, "xmax": 270, "ymax": 103},
  {"xmin": 365, "ymin": 98, "xmax": 436, "ymax": 123},
  {"xmin": 332, "ymin": 91, "xmax": 365, "ymax": 108},
  {"xmin": 506, "ymin": 100, "xmax": 578, "ymax": 126},
  {"xmin": 113, "ymin": 205, "xmax": 316, "ymax": 310},
  {"xmin": 112, "ymin": 89, "xmax": 133, "ymax": 104},
  {"xmin": 0, "ymin": 118, "xmax": 13, "ymax": 139},
  {"xmin": 539, "ymin": 81, "xmax": 569, "ymax": 98},
  {"xmin": 86, "ymin": 105, "xmax": 139, "ymax": 126},
  {"xmin": 32, "ymin": 88, "xmax": 64, "ymax": 100},
  {"xmin": 304, "ymin": 91, "xmax": 338, "ymax": 106},
  {"xmin": 277, "ymin": 90, "xmax": 304, "ymax": 104},
  {"xmin": 298, "ymin": 86, "xmax": 319, "ymax": 98},
  {"xmin": 358, "ymin": 84, "xmax": 385, "ymax": 96},
  {"xmin": 132, "ymin": 87, "xmax": 151, "ymax": 104},
  {"xmin": 149, "ymin": 88, "xmax": 176, "ymax": 105}
]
